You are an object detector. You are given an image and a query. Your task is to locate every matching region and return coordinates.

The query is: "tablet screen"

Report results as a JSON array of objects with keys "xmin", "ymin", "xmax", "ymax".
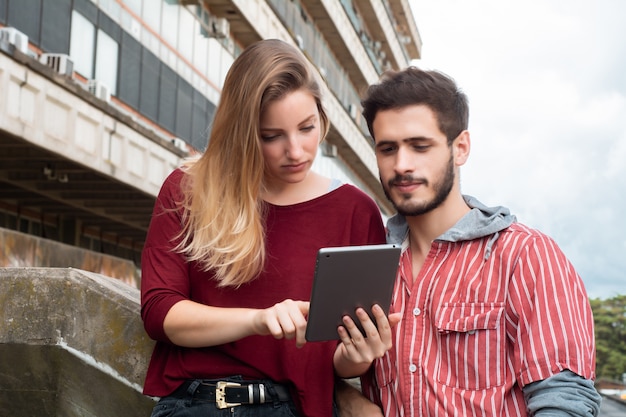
[{"xmin": 305, "ymin": 244, "xmax": 401, "ymax": 342}]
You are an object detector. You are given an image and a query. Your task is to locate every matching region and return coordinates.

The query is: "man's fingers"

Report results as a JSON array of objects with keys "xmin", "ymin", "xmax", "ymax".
[
  {"xmin": 388, "ymin": 312, "xmax": 402, "ymax": 327},
  {"xmin": 337, "ymin": 324, "xmax": 355, "ymax": 348}
]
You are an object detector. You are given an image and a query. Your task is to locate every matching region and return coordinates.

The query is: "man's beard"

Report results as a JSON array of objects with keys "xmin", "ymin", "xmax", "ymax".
[{"xmin": 383, "ymin": 154, "xmax": 455, "ymax": 217}]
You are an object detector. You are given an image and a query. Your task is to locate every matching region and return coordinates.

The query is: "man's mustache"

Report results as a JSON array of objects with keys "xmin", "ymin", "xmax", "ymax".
[{"xmin": 388, "ymin": 175, "xmax": 427, "ymax": 188}]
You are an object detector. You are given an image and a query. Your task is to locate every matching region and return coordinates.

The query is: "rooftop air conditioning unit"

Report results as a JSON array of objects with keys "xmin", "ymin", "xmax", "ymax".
[
  {"xmin": 211, "ymin": 17, "xmax": 229, "ymax": 39},
  {"xmin": 171, "ymin": 138, "xmax": 188, "ymax": 152},
  {"xmin": 40, "ymin": 53, "xmax": 74, "ymax": 76},
  {"xmin": 87, "ymin": 79, "xmax": 111, "ymax": 103},
  {"xmin": 0, "ymin": 27, "xmax": 29, "ymax": 54}
]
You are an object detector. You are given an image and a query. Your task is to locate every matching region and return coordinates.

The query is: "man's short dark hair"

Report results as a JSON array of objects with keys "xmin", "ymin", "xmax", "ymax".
[{"xmin": 361, "ymin": 67, "xmax": 469, "ymax": 145}]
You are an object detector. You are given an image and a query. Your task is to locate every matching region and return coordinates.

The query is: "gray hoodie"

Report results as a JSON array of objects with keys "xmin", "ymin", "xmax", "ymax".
[{"xmin": 387, "ymin": 195, "xmax": 515, "ymax": 260}]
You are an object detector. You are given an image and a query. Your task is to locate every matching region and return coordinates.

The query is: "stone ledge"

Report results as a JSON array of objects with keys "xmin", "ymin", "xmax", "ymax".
[{"xmin": 0, "ymin": 267, "xmax": 156, "ymax": 416}]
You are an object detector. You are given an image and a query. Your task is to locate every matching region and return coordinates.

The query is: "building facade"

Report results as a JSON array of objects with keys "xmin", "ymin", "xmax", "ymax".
[{"xmin": 0, "ymin": 0, "xmax": 421, "ymax": 286}]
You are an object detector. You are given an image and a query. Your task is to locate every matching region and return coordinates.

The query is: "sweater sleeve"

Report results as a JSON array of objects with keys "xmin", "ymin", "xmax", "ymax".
[
  {"xmin": 523, "ymin": 370, "xmax": 602, "ymax": 416},
  {"xmin": 140, "ymin": 169, "xmax": 189, "ymax": 342}
]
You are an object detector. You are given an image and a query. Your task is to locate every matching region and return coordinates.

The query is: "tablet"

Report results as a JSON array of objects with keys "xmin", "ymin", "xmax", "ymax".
[{"xmin": 305, "ymin": 243, "xmax": 401, "ymax": 342}]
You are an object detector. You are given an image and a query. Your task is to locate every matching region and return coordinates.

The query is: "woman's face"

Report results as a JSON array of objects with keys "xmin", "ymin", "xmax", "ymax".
[{"xmin": 259, "ymin": 89, "xmax": 322, "ymax": 189}]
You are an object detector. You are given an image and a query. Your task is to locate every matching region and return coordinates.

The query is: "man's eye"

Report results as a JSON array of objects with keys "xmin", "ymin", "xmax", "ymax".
[
  {"xmin": 377, "ymin": 146, "xmax": 395, "ymax": 154},
  {"xmin": 413, "ymin": 145, "xmax": 430, "ymax": 152}
]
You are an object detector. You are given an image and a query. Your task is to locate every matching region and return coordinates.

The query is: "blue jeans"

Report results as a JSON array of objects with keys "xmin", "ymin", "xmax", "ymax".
[{"xmin": 150, "ymin": 377, "xmax": 339, "ymax": 417}]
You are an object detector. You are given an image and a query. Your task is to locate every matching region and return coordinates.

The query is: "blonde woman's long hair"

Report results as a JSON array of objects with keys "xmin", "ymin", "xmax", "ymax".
[{"xmin": 176, "ymin": 39, "xmax": 329, "ymax": 287}]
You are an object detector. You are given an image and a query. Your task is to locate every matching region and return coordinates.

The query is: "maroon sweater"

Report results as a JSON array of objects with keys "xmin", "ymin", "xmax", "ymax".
[{"xmin": 141, "ymin": 169, "xmax": 385, "ymax": 417}]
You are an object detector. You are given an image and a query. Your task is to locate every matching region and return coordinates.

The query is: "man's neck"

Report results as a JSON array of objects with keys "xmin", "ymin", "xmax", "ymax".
[{"xmin": 404, "ymin": 192, "xmax": 470, "ymax": 276}]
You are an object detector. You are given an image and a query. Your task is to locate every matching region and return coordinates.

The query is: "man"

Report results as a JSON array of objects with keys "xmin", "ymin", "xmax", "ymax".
[{"xmin": 339, "ymin": 67, "xmax": 601, "ymax": 416}]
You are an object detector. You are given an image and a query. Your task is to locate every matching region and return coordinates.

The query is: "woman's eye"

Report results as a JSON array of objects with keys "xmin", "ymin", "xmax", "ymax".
[{"xmin": 301, "ymin": 125, "xmax": 315, "ymax": 132}]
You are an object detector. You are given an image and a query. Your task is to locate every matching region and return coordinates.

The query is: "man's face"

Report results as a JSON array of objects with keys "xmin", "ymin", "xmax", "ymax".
[{"xmin": 373, "ymin": 104, "xmax": 455, "ymax": 216}]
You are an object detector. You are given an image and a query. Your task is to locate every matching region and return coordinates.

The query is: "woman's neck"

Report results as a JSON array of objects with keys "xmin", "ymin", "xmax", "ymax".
[{"xmin": 261, "ymin": 172, "xmax": 331, "ymax": 206}]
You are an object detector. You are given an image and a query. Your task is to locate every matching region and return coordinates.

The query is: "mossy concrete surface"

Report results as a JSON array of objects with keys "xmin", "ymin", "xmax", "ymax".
[{"xmin": 0, "ymin": 267, "xmax": 156, "ymax": 416}]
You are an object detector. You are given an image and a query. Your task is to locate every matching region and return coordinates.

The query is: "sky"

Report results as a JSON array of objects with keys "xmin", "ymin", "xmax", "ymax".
[{"xmin": 407, "ymin": 0, "xmax": 626, "ymax": 299}]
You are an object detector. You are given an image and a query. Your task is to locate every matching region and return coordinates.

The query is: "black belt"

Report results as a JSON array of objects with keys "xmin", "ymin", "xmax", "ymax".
[{"xmin": 172, "ymin": 379, "xmax": 291, "ymax": 409}]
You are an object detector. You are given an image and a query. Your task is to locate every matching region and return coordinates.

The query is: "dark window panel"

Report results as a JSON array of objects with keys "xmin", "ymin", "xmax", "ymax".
[
  {"xmin": 175, "ymin": 77, "xmax": 193, "ymax": 141},
  {"xmin": 201, "ymin": 101, "xmax": 216, "ymax": 150},
  {"xmin": 19, "ymin": 218, "xmax": 29, "ymax": 233},
  {"xmin": 73, "ymin": 0, "xmax": 97, "ymax": 24},
  {"xmin": 118, "ymin": 32, "xmax": 141, "ymax": 109},
  {"xmin": 191, "ymin": 91, "xmax": 212, "ymax": 151},
  {"xmin": 5, "ymin": 211, "xmax": 18, "ymax": 229},
  {"xmin": 60, "ymin": 217, "xmax": 75, "ymax": 245},
  {"xmin": 98, "ymin": 9, "xmax": 120, "ymax": 42},
  {"xmin": 0, "ymin": 0, "xmax": 7, "ymax": 24},
  {"xmin": 7, "ymin": 0, "xmax": 41, "ymax": 45},
  {"xmin": 78, "ymin": 235, "xmax": 90, "ymax": 250},
  {"xmin": 158, "ymin": 63, "xmax": 177, "ymax": 133},
  {"xmin": 139, "ymin": 48, "xmax": 160, "ymax": 122},
  {"xmin": 43, "ymin": 224, "xmax": 59, "ymax": 241},
  {"xmin": 40, "ymin": 0, "xmax": 71, "ymax": 54},
  {"xmin": 31, "ymin": 222, "xmax": 41, "ymax": 236},
  {"xmin": 102, "ymin": 241, "xmax": 116, "ymax": 255}
]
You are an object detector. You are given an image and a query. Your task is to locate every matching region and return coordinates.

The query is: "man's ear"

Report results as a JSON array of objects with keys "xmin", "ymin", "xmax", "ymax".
[{"xmin": 453, "ymin": 130, "xmax": 470, "ymax": 167}]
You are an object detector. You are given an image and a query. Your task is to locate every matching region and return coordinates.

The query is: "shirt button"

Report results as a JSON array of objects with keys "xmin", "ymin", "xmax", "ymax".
[
  {"xmin": 413, "ymin": 307, "xmax": 421, "ymax": 316},
  {"xmin": 409, "ymin": 364, "xmax": 417, "ymax": 373}
]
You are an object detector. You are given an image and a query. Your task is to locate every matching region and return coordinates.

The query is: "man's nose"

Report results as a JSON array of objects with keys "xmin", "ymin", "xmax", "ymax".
[{"xmin": 394, "ymin": 147, "xmax": 414, "ymax": 174}]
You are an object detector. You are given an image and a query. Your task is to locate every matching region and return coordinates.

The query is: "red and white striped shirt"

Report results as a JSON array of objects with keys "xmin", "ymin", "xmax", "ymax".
[{"xmin": 361, "ymin": 222, "xmax": 596, "ymax": 417}]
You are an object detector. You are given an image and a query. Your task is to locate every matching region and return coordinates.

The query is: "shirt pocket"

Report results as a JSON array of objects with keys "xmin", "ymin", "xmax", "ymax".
[{"xmin": 434, "ymin": 302, "xmax": 506, "ymax": 390}]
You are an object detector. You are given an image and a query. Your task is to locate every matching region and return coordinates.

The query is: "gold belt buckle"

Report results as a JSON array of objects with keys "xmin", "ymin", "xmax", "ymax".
[{"xmin": 216, "ymin": 381, "xmax": 242, "ymax": 409}]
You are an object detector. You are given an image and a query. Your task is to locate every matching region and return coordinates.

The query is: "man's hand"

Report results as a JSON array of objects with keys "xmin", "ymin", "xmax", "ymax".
[
  {"xmin": 334, "ymin": 304, "xmax": 401, "ymax": 377},
  {"xmin": 335, "ymin": 378, "xmax": 383, "ymax": 417}
]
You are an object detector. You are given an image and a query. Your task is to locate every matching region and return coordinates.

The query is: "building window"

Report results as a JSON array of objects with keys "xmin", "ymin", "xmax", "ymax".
[
  {"xmin": 70, "ymin": 10, "xmax": 96, "ymax": 78},
  {"xmin": 160, "ymin": 1, "xmax": 178, "ymax": 49},
  {"xmin": 95, "ymin": 29, "xmax": 119, "ymax": 94},
  {"xmin": 178, "ymin": 7, "xmax": 195, "ymax": 63},
  {"xmin": 69, "ymin": 10, "xmax": 119, "ymax": 93}
]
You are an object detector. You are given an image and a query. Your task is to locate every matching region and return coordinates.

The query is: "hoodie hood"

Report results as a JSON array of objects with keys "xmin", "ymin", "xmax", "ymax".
[{"xmin": 386, "ymin": 195, "xmax": 516, "ymax": 258}]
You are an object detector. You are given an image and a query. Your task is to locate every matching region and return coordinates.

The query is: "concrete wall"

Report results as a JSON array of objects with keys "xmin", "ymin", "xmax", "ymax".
[
  {"xmin": 0, "ymin": 267, "xmax": 156, "ymax": 416},
  {"xmin": 0, "ymin": 228, "xmax": 140, "ymax": 289}
]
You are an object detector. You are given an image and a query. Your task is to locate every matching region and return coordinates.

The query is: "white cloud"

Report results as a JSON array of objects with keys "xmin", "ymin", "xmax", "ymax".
[{"xmin": 409, "ymin": 0, "xmax": 626, "ymax": 298}]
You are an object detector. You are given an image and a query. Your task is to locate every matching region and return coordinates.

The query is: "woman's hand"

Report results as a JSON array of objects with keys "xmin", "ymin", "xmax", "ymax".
[
  {"xmin": 252, "ymin": 299, "xmax": 310, "ymax": 348},
  {"xmin": 333, "ymin": 304, "xmax": 401, "ymax": 377}
]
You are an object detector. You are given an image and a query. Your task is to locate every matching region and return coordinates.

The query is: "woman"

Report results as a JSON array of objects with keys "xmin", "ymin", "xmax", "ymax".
[{"xmin": 141, "ymin": 39, "xmax": 392, "ymax": 417}]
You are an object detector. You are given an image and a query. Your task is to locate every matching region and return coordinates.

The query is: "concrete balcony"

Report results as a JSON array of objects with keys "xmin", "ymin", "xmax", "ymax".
[{"xmin": 0, "ymin": 43, "xmax": 185, "ymax": 254}]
